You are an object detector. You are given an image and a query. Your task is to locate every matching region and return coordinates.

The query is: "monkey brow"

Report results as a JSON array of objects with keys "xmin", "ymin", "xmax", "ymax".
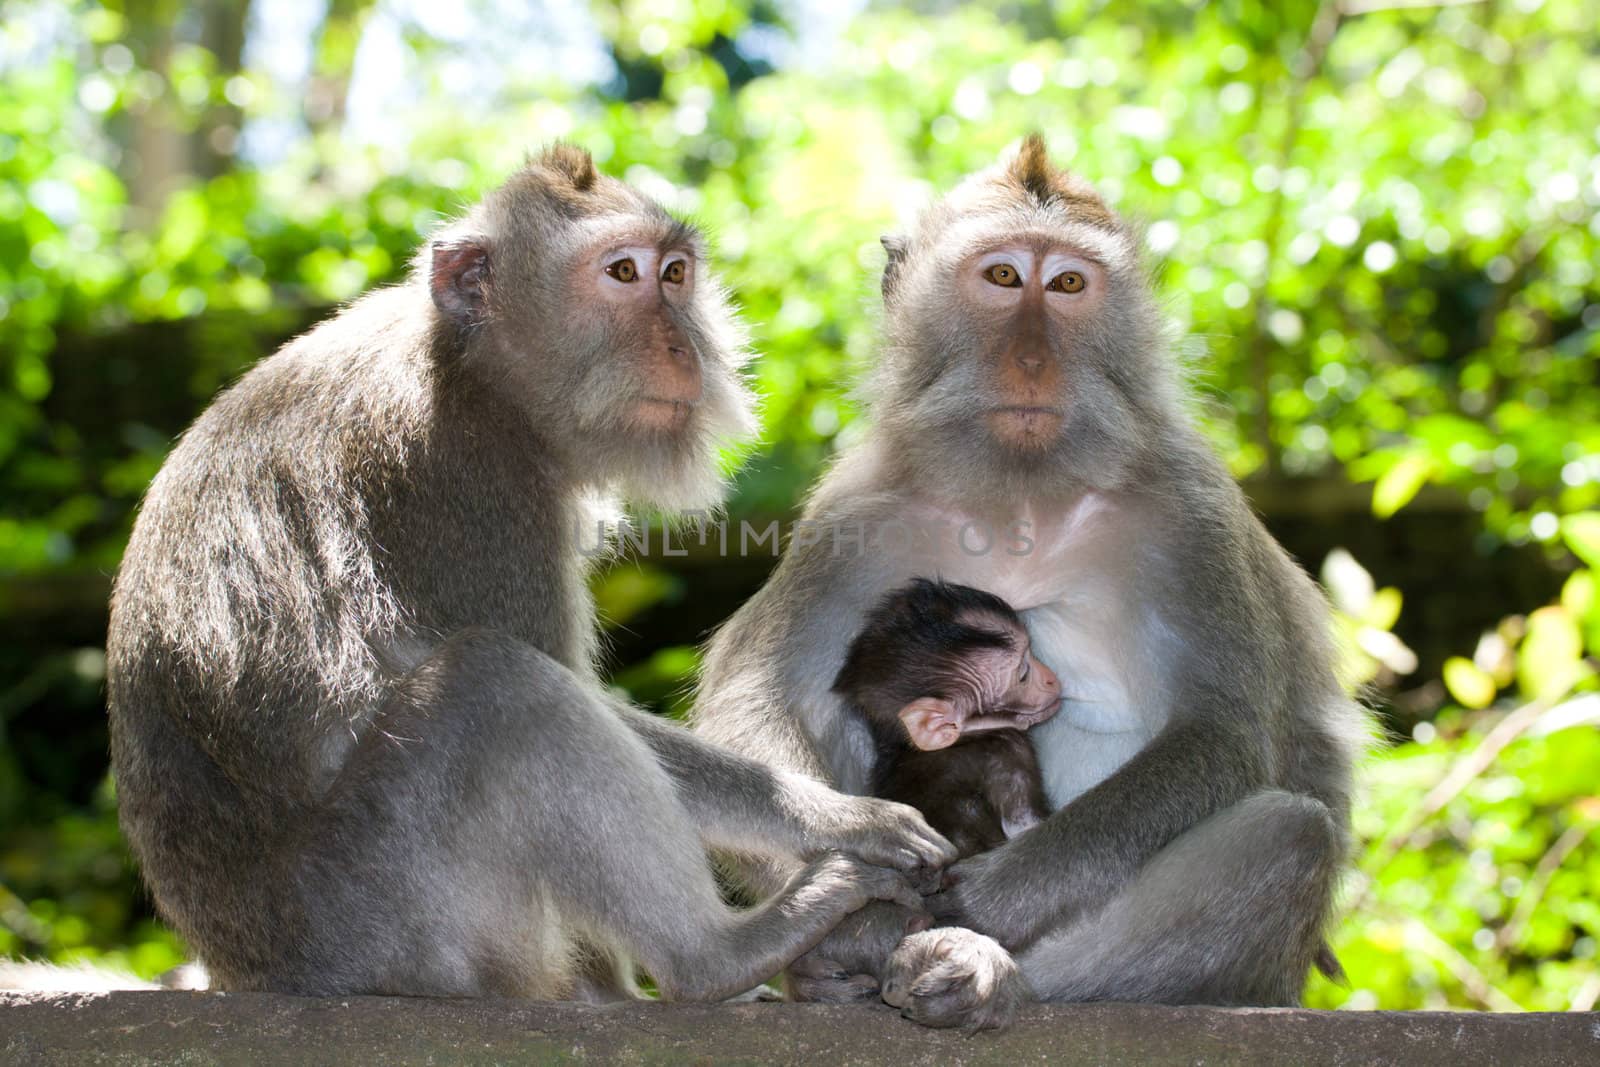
[
  {"xmin": 661, "ymin": 217, "xmax": 703, "ymax": 252},
  {"xmin": 950, "ymin": 220, "xmax": 1120, "ymax": 268}
]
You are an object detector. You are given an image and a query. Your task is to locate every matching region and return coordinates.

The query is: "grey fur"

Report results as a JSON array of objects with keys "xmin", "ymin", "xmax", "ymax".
[
  {"xmin": 107, "ymin": 147, "xmax": 953, "ymax": 1000},
  {"xmin": 693, "ymin": 136, "xmax": 1367, "ymax": 1025}
]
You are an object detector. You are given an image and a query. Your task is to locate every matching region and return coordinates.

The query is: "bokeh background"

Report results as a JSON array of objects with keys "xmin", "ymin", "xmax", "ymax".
[{"xmin": 2, "ymin": 0, "xmax": 1598, "ymax": 1011}]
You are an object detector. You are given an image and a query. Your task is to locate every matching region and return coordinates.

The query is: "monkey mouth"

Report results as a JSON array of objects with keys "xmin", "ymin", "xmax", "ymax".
[
  {"xmin": 631, "ymin": 398, "xmax": 696, "ymax": 432},
  {"xmin": 987, "ymin": 406, "xmax": 1064, "ymax": 447},
  {"xmin": 1018, "ymin": 694, "xmax": 1064, "ymax": 724}
]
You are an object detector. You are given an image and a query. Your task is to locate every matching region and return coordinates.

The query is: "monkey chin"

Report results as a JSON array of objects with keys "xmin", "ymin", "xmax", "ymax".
[
  {"xmin": 986, "ymin": 407, "xmax": 1064, "ymax": 452},
  {"xmin": 629, "ymin": 398, "xmax": 697, "ymax": 434}
]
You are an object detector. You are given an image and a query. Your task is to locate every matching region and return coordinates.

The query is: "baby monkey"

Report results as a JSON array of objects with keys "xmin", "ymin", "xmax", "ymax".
[{"xmin": 832, "ymin": 579, "xmax": 1062, "ymax": 859}]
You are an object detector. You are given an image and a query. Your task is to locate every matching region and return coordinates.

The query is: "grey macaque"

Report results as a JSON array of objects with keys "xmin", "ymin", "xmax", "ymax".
[
  {"xmin": 694, "ymin": 136, "xmax": 1364, "ymax": 1028},
  {"xmin": 106, "ymin": 145, "xmax": 953, "ymax": 1002}
]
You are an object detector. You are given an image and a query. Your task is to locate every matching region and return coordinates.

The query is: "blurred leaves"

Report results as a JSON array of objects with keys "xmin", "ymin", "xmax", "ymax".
[{"xmin": 1325, "ymin": 703, "xmax": 1600, "ymax": 1012}]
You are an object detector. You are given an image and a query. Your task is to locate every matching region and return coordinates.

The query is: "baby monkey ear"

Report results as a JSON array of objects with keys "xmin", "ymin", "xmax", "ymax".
[
  {"xmin": 429, "ymin": 237, "xmax": 491, "ymax": 324},
  {"xmin": 899, "ymin": 697, "xmax": 962, "ymax": 751}
]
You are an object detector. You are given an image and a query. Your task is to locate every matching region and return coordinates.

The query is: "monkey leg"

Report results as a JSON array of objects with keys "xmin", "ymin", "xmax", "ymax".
[
  {"xmin": 285, "ymin": 629, "xmax": 917, "ymax": 1001},
  {"xmin": 1015, "ymin": 789, "xmax": 1340, "ymax": 1006},
  {"xmin": 880, "ymin": 790, "xmax": 1339, "ymax": 1028}
]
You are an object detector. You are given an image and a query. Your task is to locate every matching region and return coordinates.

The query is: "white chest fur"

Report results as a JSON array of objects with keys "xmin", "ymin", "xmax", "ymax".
[{"xmin": 903, "ymin": 494, "xmax": 1172, "ymax": 808}]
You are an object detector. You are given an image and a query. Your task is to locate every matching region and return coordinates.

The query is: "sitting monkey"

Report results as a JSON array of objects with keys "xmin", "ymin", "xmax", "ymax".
[
  {"xmin": 90, "ymin": 145, "xmax": 952, "ymax": 1002},
  {"xmin": 832, "ymin": 579, "xmax": 1061, "ymax": 860}
]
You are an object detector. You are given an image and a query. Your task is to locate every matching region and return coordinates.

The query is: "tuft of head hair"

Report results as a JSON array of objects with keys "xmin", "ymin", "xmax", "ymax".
[
  {"xmin": 532, "ymin": 142, "xmax": 598, "ymax": 190},
  {"xmin": 998, "ymin": 134, "xmax": 1116, "ymax": 225},
  {"xmin": 1009, "ymin": 133, "xmax": 1058, "ymax": 203}
]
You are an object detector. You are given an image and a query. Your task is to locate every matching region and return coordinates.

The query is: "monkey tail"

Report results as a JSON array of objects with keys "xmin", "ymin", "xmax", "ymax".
[{"xmin": 1313, "ymin": 942, "xmax": 1348, "ymax": 986}]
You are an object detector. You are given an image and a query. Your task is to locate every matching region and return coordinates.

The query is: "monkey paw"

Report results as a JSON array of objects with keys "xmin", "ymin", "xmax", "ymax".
[
  {"xmin": 808, "ymin": 794, "xmax": 957, "ymax": 881},
  {"xmin": 880, "ymin": 928, "xmax": 1031, "ymax": 1031},
  {"xmin": 805, "ymin": 851, "xmax": 924, "ymax": 913}
]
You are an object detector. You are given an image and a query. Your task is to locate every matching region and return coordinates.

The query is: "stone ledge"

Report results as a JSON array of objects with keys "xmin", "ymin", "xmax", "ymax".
[{"xmin": 2, "ymin": 992, "xmax": 1597, "ymax": 1066}]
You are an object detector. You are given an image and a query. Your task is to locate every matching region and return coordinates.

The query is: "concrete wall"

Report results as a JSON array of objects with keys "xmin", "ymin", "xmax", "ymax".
[{"xmin": 4, "ymin": 993, "xmax": 1599, "ymax": 1066}]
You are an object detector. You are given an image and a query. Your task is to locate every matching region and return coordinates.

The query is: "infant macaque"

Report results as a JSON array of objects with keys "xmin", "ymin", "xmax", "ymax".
[{"xmin": 832, "ymin": 578, "xmax": 1062, "ymax": 859}]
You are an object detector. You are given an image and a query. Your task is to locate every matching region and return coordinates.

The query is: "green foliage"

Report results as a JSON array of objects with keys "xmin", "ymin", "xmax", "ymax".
[
  {"xmin": 1, "ymin": 0, "xmax": 1597, "ymax": 1008},
  {"xmin": 1318, "ymin": 710, "xmax": 1600, "ymax": 1011},
  {"xmin": 0, "ymin": 776, "xmax": 184, "ymax": 977}
]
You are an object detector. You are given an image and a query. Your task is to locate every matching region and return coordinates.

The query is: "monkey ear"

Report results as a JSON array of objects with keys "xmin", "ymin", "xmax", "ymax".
[
  {"xmin": 898, "ymin": 697, "xmax": 962, "ymax": 751},
  {"xmin": 880, "ymin": 234, "xmax": 908, "ymax": 302},
  {"xmin": 429, "ymin": 238, "xmax": 491, "ymax": 324}
]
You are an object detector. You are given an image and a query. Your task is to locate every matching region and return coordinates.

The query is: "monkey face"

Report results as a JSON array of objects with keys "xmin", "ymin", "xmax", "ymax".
[
  {"xmin": 873, "ymin": 137, "xmax": 1176, "ymax": 496},
  {"xmin": 427, "ymin": 147, "xmax": 756, "ymax": 512},
  {"xmin": 987, "ymin": 632, "xmax": 1064, "ymax": 727},
  {"xmin": 575, "ymin": 231, "xmax": 706, "ymax": 434},
  {"xmin": 957, "ymin": 240, "xmax": 1109, "ymax": 453},
  {"xmin": 881, "ymin": 614, "xmax": 1062, "ymax": 752},
  {"xmin": 895, "ymin": 625, "xmax": 1062, "ymax": 752}
]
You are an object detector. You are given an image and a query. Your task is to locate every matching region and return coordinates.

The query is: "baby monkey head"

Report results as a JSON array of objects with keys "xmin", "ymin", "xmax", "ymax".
[
  {"xmin": 422, "ymin": 144, "xmax": 756, "ymax": 512},
  {"xmin": 832, "ymin": 578, "xmax": 1062, "ymax": 753}
]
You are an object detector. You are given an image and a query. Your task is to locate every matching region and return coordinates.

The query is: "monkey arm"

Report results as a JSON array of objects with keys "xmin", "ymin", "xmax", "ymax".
[
  {"xmin": 927, "ymin": 709, "xmax": 1271, "ymax": 951},
  {"xmin": 615, "ymin": 704, "xmax": 955, "ymax": 876}
]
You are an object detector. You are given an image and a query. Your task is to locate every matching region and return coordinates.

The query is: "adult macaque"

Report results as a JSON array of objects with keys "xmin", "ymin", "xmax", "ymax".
[
  {"xmin": 832, "ymin": 578, "xmax": 1059, "ymax": 858},
  {"xmin": 105, "ymin": 146, "xmax": 953, "ymax": 1001},
  {"xmin": 694, "ymin": 136, "xmax": 1363, "ymax": 1028}
]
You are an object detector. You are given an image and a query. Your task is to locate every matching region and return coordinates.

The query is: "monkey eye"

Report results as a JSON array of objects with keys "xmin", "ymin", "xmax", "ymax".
[
  {"xmin": 605, "ymin": 258, "xmax": 639, "ymax": 283},
  {"xmin": 1019, "ymin": 657, "xmax": 1031, "ymax": 682},
  {"xmin": 662, "ymin": 260, "xmax": 686, "ymax": 284},
  {"xmin": 983, "ymin": 263, "xmax": 1023, "ymax": 288},
  {"xmin": 1046, "ymin": 271, "xmax": 1086, "ymax": 293}
]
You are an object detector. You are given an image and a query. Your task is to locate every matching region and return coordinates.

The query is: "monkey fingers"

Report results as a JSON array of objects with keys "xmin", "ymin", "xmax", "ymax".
[
  {"xmin": 865, "ymin": 866, "xmax": 927, "ymax": 913},
  {"xmin": 907, "ymin": 863, "xmax": 944, "ymax": 897},
  {"xmin": 811, "ymin": 795, "xmax": 959, "ymax": 875},
  {"xmin": 922, "ymin": 859, "xmax": 981, "ymax": 929}
]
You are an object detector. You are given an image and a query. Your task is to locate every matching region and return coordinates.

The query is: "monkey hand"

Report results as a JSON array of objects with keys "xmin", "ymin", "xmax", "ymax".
[
  {"xmin": 923, "ymin": 846, "xmax": 1048, "ymax": 950},
  {"xmin": 880, "ymin": 928, "xmax": 1031, "ymax": 1031},
  {"xmin": 785, "ymin": 902, "xmax": 934, "ymax": 1003},
  {"xmin": 801, "ymin": 793, "xmax": 957, "ymax": 887}
]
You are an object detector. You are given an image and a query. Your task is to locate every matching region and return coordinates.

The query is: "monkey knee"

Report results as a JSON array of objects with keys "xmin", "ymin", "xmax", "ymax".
[
  {"xmin": 646, "ymin": 952, "xmax": 728, "ymax": 1003},
  {"xmin": 1266, "ymin": 792, "xmax": 1337, "ymax": 860},
  {"xmin": 1228, "ymin": 790, "xmax": 1340, "ymax": 886}
]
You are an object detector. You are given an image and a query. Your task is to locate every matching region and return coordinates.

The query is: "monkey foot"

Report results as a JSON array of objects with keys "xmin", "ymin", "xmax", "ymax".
[
  {"xmin": 785, "ymin": 955, "xmax": 882, "ymax": 1004},
  {"xmin": 880, "ymin": 928, "xmax": 1030, "ymax": 1031}
]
